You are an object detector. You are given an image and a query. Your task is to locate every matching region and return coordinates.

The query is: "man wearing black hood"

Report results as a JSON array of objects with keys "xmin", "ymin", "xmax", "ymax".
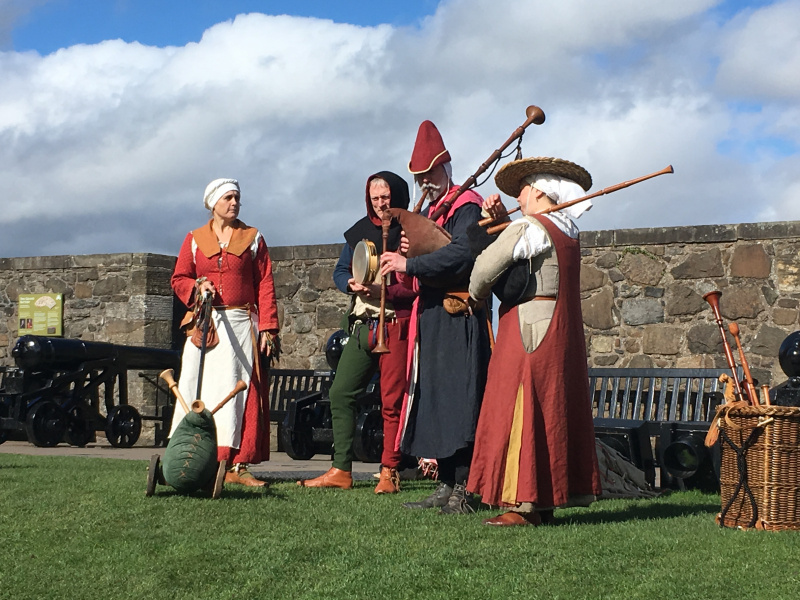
[{"xmin": 298, "ymin": 171, "xmax": 416, "ymax": 493}]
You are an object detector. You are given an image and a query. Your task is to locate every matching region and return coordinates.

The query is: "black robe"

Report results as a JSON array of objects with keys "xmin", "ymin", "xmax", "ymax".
[{"xmin": 400, "ymin": 196, "xmax": 492, "ymax": 459}]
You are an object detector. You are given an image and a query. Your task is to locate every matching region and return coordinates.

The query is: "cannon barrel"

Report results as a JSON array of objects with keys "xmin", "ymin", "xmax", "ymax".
[{"xmin": 12, "ymin": 335, "xmax": 180, "ymax": 372}]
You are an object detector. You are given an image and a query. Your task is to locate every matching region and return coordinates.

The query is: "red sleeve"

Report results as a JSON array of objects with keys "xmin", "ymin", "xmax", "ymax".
[
  {"xmin": 253, "ymin": 235, "xmax": 280, "ymax": 332},
  {"xmin": 171, "ymin": 233, "xmax": 197, "ymax": 308}
]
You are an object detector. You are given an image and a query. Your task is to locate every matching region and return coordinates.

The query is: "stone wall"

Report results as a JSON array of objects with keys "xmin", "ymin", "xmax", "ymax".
[
  {"xmin": 2, "ymin": 220, "xmax": 799, "ymax": 397},
  {"xmin": 579, "ymin": 221, "xmax": 800, "ymax": 386},
  {"xmin": 0, "ymin": 253, "xmax": 179, "ymax": 443},
  {"xmin": 268, "ymin": 244, "xmax": 349, "ymax": 370}
]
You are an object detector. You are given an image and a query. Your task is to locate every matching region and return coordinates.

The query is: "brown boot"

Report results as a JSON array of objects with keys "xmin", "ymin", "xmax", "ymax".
[
  {"xmin": 225, "ymin": 464, "xmax": 268, "ymax": 488},
  {"xmin": 374, "ymin": 466, "xmax": 400, "ymax": 494},
  {"xmin": 297, "ymin": 467, "xmax": 353, "ymax": 489}
]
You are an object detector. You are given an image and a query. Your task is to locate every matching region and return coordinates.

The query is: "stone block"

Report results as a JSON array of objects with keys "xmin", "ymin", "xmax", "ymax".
[
  {"xmin": 618, "ymin": 252, "xmax": 664, "ymax": 286},
  {"xmin": 93, "ymin": 276, "xmax": 129, "ymax": 297},
  {"xmin": 292, "ymin": 314, "xmax": 314, "ymax": 334},
  {"xmin": 272, "ymin": 269, "xmax": 301, "ymax": 299},
  {"xmin": 738, "ymin": 221, "xmax": 800, "ymax": 240},
  {"xmin": 580, "ymin": 265, "xmax": 605, "ymax": 292},
  {"xmin": 687, "ymin": 323, "xmax": 728, "ymax": 355},
  {"xmin": 593, "ymin": 354, "xmax": 619, "ymax": 366},
  {"xmin": 642, "ymin": 325, "xmax": 682, "ymax": 355},
  {"xmin": 608, "ymin": 269, "xmax": 624, "ymax": 282},
  {"xmin": 623, "ymin": 337, "xmax": 640, "ymax": 353},
  {"xmin": 762, "ymin": 286, "xmax": 779, "ymax": 306},
  {"xmin": 620, "ymin": 298, "xmax": 663, "ymax": 326},
  {"xmin": 590, "ymin": 335, "xmax": 615, "ymax": 354},
  {"xmin": 75, "ymin": 268, "xmax": 99, "ymax": 282},
  {"xmin": 269, "ymin": 246, "xmax": 295, "ymax": 261},
  {"xmin": 730, "ymin": 244, "xmax": 771, "ymax": 278},
  {"xmin": 773, "ymin": 308, "xmax": 798, "ymax": 326},
  {"xmin": 308, "ymin": 265, "xmax": 336, "ymax": 291},
  {"xmin": 644, "ymin": 287, "xmax": 664, "ymax": 298},
  {"xmin": 751, "ymin": 324, "xmax": 791, "ymax": 357},
  {"xmin": 595, "ymin": 252, "xmax": 617, "ymax": 269},
  {"xmin": 626, "ymin": 354, "xmax": 653, "ymax": 368},
  {"xmin": 776, "ymin": 256, "xmax": 800, "ymax": 293},
  {"xmin": 292, "ymin": 244, "xmax": 342, "ymax": 260},
  {"xmin": 296, "ymin": 289, "xmax": 320, "ymax": 303},
  {"xmin": 317, "ymin": 304, "xmax": 345, "ymax": 330},
  {"xmin": 666, "ymin": 285, "xmax": 705, "ymax": 315},
  {"xmin": 581, "ymin": 288, "xmax": 616, "ymax": 330},
  {"xmin": 670, "ymin": 248, "xmax": 724, "ymax": 279},
  {"xmin": 718, "ymin": 285, "xmax": 763, "ymax": 320}
]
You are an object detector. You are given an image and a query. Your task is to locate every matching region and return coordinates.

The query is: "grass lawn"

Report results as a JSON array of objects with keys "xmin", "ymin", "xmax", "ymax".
[{"xmin": 1, "ymin": 453, "xmax": 799, "ymax": 600}]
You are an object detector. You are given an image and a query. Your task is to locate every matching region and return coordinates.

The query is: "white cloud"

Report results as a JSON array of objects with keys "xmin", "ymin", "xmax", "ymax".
[
  {"xmin": 716, "ymin": 1, "xmax": 800, "ymax": 100},
  {"xmin": 0, "ymin": 0, "xmax": 798, "ymax": 258}
]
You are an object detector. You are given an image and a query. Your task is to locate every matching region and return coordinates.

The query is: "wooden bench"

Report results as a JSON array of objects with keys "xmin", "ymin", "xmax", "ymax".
[
  {"xmin": 589, "ymin": 367, "xmax": 735, "ymax": 488},
  {"xmin": 268, "ymin": 369, "xmax": 333, "ymax": 424}
]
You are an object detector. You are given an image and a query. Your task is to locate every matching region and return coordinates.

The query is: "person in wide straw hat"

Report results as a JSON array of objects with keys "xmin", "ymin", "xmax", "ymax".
[{"xmin": 466, "ymin": 157, "xmax": 602, "ymax": 526}]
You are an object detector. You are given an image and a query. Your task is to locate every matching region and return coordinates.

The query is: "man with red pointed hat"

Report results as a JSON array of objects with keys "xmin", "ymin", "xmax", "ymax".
[{"xmin": 380, "ymin": 121, "xmax": 492, "ymax": 514}]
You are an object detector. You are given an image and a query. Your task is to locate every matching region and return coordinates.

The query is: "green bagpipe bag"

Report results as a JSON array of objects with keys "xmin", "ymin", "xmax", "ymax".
[{"xmin": 162, "ymin": 409, "xmax": 218, "ymax": 493}]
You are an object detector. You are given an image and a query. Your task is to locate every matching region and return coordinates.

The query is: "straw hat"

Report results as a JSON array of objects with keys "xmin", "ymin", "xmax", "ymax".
[{"xmin": 494, "ymin": 157, "xmax": 592, "ymax": 198}]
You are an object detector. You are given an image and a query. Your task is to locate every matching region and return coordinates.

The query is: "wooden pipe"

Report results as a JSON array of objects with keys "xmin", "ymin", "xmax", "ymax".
[
  {"xmin": 159, "ymin": 369, "xmax": 191, "ymax": 415},
  {"xmin": 761, "ymin": 384, "xmax": 772, "ymax": 406},
  {"xmin": 728, "ymin": 322, "xmax": 760, "ymax": 406},
  {"xmin": 483, "ymin": 165, "xmax": 674, "ymax": 235},
  {"xmin": 412, "ymin": 188, "xmax": 430, "ymax": 214},
  {"xmin": 703, "ymin": 291, "xmax": 746, "ymax": 403},
  {"xmin": 211, "ymin": 380, "xmax": 248, "ymax": 415},
  {"xmin": 372, "ymin": 213, "xmax": 391, "ymax": 354},
  {"xmin": 428, "ymin": 104, "xmax": 546, "ymax": 222}
]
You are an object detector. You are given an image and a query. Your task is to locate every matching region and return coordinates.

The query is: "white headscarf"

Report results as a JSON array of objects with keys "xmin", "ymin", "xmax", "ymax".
[
  {"xmin": 524, "ymin": 173, "xmax": 592, "ymax": 219},
  {"xmin": 203, "ymin": 178, "xmax": 240, "ymax": 210}
]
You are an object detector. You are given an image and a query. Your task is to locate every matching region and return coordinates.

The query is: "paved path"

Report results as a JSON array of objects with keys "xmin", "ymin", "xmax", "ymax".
[{"xmin": 0, "ymin": 440, "xmax": 381, "ymax": 482}]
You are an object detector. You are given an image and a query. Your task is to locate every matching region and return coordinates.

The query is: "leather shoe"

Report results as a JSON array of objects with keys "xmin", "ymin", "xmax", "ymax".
[
  {"xmin": 297, "ymin": 467, "xmax": 353, "ymax": 489},
  {"xmin": 402, "ymin": 482, "xmax": 453, "ymax": 509},
  {"xmin": 483, "ymin": 511, "xmax": 542, "ymax": 527},
  {"xmin": 439, "ymin": 483, "xmax": 475, "ymax": 515},
  {"xmin": 225, "ymin": 469, "xmax": 268, "ymax": 488},
  {"xmin": 374, "ymin": 467, "xmax": 400, "ymax": 494}
]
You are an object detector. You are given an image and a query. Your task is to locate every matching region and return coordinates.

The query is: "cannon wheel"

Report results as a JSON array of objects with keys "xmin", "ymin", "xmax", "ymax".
[
  {"xmin": 146, "ymin": 454, "xmax": 161, "ymax": 497},
  {"xmin": 105, "ymin": 405, "xmax": 142, "ymax": 448},
  {"xmin": 281, "ymin": 408, "xmax": 315, "ymax": 460},
  {"xmin": 64, "ymin": 402, "xmax": 94, "ymax": 447},
  {"xmin": 353, "ymin": 408, "xmax": 383, "ymax": 463},
  {"xmin": 25, "ymin": 400, "xmax": 68, "ymax": 448},
  {"xmin": 212, "ymin": 460, "xmax": 227, "ymax": 499}
]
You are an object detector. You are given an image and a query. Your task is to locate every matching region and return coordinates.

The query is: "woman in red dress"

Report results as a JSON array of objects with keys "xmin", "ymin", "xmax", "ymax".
[
  {"xmin": 170, "ymin": 178, "xmax": 279, "ymax": 487},
  {"xmin": 467, "ymin": 157, "xmax": 602, "ymax": 525}
]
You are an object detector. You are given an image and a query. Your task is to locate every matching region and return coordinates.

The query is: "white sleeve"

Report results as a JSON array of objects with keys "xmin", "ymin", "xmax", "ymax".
[{"xmin": 512, "ymin": 220, "xmax": 551, "ymax": 260}]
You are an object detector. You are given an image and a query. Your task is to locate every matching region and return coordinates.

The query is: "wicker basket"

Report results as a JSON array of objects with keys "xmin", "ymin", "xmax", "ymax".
[{"xmin": 717, "ymin": 405, "xmax": 800, "ymax": 531}]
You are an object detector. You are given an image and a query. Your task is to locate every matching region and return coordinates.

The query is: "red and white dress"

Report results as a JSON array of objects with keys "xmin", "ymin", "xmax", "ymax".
[{"xmin": 170, "ymin": 219, "xmax": 279, "ymax": 464}]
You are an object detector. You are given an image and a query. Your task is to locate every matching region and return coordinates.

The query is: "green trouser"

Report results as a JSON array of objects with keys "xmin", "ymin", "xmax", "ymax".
[{"xmin": 330, "ymin": 322, "xmax": 378, "ymax": 471}]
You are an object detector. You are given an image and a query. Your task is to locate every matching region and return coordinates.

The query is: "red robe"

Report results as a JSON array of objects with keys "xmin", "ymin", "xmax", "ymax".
[
  {"xmin": 171, "ymin": 219, "xmax": 279, "ymax": 464},
  {"xmin": 467, "ymin": 214, "xmax": 601, "ymax": 508}
]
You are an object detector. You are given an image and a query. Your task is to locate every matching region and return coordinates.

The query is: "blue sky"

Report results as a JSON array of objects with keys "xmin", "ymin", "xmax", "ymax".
[
  {"xmin": 0, "ymin": 0, "xmax": 798, "ymax": 257},
  {"xmin": 8, "ymin": 1, "xmax": 440, "ymax": 52}
]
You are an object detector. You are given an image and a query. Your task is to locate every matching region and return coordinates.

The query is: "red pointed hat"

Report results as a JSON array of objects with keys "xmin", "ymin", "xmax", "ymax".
[{"xmin": 408, "ymin": 120, "xmax": 451, "ymax": 174}]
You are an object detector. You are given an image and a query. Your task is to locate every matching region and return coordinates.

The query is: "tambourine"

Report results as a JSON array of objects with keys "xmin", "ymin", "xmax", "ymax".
[{"xmin": 352, "ymin": 239, "xmax": 379, "ymax": 285}]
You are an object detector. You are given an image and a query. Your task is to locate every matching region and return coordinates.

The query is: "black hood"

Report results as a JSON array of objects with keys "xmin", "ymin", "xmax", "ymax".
[{"xmin": 344, "ymin": 171, "xmax": 410, "ymax": 250}]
